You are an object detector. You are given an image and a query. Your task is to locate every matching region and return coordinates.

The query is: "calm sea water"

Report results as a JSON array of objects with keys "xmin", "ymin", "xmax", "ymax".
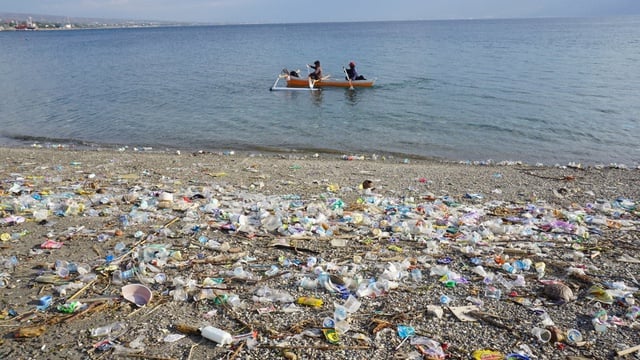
[{"xmin": 1, "ymin": 17, "xmax": 639, "ymax": 165}]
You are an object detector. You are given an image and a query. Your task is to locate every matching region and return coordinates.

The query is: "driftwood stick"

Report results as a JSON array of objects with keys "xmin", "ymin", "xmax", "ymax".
[
  {"xmin": 229, "ymin": 341, "xmax": 245, "ymax": 360},
  {"xmin": 119, "ymin": 354, "xmax": 178, "ymax": 360},
  {"xmin": 68, "ymin": 279, "xmax": 97, "ymax": 301},
  {"xmin": 260, "ymin": 344, "xmax": 370, "ymax": 350},
  {"xmin": 617, "ymin": 344, "xmax": 640, "ymax": 357}
]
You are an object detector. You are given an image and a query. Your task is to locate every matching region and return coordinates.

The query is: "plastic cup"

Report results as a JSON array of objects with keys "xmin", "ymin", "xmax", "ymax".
[
  {"xmin": 56, "ymin": 266, "xmax": 70, "ymax": 278},
  {"xmin": 531, "ymin": 327, "xmax": 551, "ymax": 343},
  {"xmin": 76, "ymin": 263, "xmax": 91, "ymax": 275},
  {"xmin": 334, "ymin": 304, "xmax": 347, "ymax": 321},
  {"xmin": 334, "ymin": 320, "xmax": 350, "ymax": 335},
  {"xmin": 154, "ymin": 273, "xmax": 167, "ymax": 284},
  {"xmin": 566, "ymin": 329, "xmax": 583, "ymax": 344},
  {"xmin": 343, "ymin": 295, "xmax": 361, "ymax": 313},
  {"xmin": 322, "ymin": 317, "xmax": 335, "ymax": 328},
  {"xmin": 592, "ymin": 318, "xmax": 608, "ymax": 333}
]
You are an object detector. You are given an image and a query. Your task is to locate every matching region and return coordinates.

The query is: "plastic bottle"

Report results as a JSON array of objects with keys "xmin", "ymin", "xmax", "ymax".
[
  {"xmin": 200, "ymin": 326, "xmax": 233, "ymax": 345},
  {"xmin": 2, "ymin": 255, "xmax": 18, "ymax": 270},
  {"xmin": 119, "ymin": 214, "xmax": 129, "ymax": 228},
  {"xmin": 502, "ymin": 262, "xmax": 515, "ymax": 274},
  {"xmin": 306, "ymin": 256, "xmax": 317, "ymax": 268},
  {"xmin": 410, "ymin": 268, "xmax": 423, "ymax": 283},
  {"xmin": 484, "ymin": 286, "xmax": 502, "ymax": 300},
  {"xmin": 264, "ymin": 265, "xmax": 279, "ymax": 276},
  {"xmin": 232, "ymin": 266, "xmax": 249, "ymax": 279},
  {"xmin": 114, "ymin": 242, "xmax": 127, "ymax": 254},
  {"xmin": 112, "ymin": 268, "xmax": 136, "ymax": 284},
  {"xmin": 298, "ymin": 277, "xmax": 318, "ymax": 290},
  {"xmin": 534, "ymin": 262, "xmax": 546, "ymax": 278},
  {"xmin": 90, "ymin": 322, "xmax": 126, "ymax": 338},
  {"xmin": 514, "ymin": 259, "xmax": 532, "ymax": 271},
  {"xmin": 472, "ymin": 265, "xmax": 488, "ymax": 278}
]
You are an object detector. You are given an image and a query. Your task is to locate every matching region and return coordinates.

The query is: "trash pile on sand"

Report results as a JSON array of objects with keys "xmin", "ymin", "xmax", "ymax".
[{"xmin": 0, "ymin": 149, "xmax": 639, "ymax": 359}]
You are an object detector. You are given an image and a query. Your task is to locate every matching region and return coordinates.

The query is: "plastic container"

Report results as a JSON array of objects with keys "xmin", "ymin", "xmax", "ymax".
[{"xmin": 200, "ymin": 326, "xmax": 233, "ymax": 345}]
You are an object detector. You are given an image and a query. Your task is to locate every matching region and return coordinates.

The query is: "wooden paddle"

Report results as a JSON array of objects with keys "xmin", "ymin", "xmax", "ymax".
[
  {"xmin": 343, "ymin": 67, "xmax": 354, "ymax": 90},
  {"xmin": 307, "ymin": 64, "xmax": 320, "ymax": 89}
]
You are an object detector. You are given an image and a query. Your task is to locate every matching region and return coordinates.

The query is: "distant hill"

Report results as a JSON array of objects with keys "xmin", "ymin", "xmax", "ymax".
[{"xmin": 0, "ymin": 11, "xmax": 189, "ymax": 28}]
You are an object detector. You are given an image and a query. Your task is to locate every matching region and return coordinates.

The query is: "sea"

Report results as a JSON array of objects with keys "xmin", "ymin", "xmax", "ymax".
[{"xmin": 1, "ymin": 16, "xmax": 639, "ymax": 166}]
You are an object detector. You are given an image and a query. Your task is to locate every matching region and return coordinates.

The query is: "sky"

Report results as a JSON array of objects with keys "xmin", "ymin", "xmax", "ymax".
[{"xmin": 3, "ymin": 0, "xmax": 640, "ymax": 24}]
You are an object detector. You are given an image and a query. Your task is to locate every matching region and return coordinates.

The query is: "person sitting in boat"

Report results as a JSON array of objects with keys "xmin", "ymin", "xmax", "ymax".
[
  {"xmin": 345, "ymin": 61, "xmax": 366, "ymax": 80},
  {"xmin": 308, "ymin": 60, "xmax": 322, "ymax": 80}
]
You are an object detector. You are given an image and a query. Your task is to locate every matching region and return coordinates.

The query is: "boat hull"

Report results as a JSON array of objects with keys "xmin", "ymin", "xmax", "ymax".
[{"xmin": 286, "ymin": 77, "xmax": 375, "ymax": 88}]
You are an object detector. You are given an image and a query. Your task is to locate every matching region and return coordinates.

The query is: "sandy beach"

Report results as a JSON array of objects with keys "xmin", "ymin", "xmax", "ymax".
[{"xmin": 0, "ymin": 146, "xmax": 639, "ymax": 360}]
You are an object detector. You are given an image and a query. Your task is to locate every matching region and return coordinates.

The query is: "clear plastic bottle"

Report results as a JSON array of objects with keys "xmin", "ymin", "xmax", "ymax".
[
  {"xmin": 112, "ymin": 268, "xmax": 136, "ymax": 284},
  {"xmin": 484, "ymin": 286, "xmax": 502, "ymax": 300},
  {"xmin": 502, "ymin": 262, "xmax": 515, "ymax": 274},
  {"xmin": 200, "ymin": 326, "xmax": 233, "ymax": 345},
  {"xmin": 264, "ymin": 265, "xmax": 279, "ymax": 276},
  {"xmin": 410, "ymin": 268, "xmax": 423, "ymax": 283},
  {"xmin": 90, "ymin": 322, "xmax": 126, "ymax": 338},
  {"xmin": 298, "ymin": 277, "xmax": 318, "ymax": 290}
]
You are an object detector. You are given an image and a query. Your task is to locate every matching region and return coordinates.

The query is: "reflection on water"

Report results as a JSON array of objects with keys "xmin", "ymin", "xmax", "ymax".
[
  {"xmin": 344, "ymin": 89, "xmax": 358, "ymax": 104},
  {"xmin": 311, "ymin": 90, "xmax": 324, "ymax": 106}
]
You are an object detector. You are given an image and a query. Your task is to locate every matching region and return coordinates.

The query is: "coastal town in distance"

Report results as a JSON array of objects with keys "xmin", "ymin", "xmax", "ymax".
[{"xmin": 0, "ymin": 12, "xmax": 188, "ymax": 30}]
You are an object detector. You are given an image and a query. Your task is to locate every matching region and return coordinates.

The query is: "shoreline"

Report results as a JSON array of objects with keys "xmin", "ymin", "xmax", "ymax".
[
  {"xmin": 0, "ymin": 146, "xmax": 638, "ymax": 359},
  {"xmin": 3, "ymin": 139, "xmax": 640, "ymax": 170}
]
